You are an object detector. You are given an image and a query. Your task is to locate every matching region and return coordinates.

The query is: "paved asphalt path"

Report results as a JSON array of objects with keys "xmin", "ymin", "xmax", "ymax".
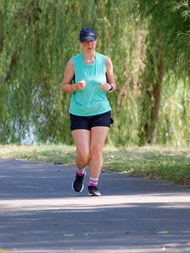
[{"xmin": 0, "ymin": 159, "xmax": 190, "ymax": 253}]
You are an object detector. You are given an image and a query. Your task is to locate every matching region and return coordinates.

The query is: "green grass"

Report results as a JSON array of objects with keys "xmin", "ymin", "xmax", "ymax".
[
  {"xmin": 103, "ymin": 146, "xmax": 190, "ymax": 186},
  {"xmin": 0, "ymin": 144, "xmax": 190, "ymax": 186}
]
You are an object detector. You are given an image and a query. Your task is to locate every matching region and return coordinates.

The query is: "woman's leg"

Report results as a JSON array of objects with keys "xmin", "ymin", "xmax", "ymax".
[
  {"xmin": 72, "ymin": 129, "xmax": 91, "ymax": 169},
  {"xmin": 89, "ymin": 126, "xmax": 110, "ymax": 179},
  {"xmin": 71, "ymin": 129, "xmax": 91, "ymax": 192}
]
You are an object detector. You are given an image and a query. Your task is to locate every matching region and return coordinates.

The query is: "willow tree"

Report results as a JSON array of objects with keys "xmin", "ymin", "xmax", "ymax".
[
  {"xmin": 132, "ymin": 0, "xmax": 190, "ymax": 145},
  {"xmin": 0, "ymin": 0, "xmax": 132, "ymax": 144},
  {"xmin": 2, "ymin": 0, "xmax": 190, "ymax": 146}
]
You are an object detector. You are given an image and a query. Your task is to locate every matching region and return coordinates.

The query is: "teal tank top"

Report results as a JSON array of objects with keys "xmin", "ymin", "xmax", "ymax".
[{"xmin": 69, "ymin": 52, "xmax": 111, "ymax": 116}]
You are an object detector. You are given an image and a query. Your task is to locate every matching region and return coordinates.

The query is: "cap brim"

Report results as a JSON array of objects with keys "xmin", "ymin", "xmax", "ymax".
[{"xmin": 80, "ymin": 36, "xmax": 97, "ymax": 42}]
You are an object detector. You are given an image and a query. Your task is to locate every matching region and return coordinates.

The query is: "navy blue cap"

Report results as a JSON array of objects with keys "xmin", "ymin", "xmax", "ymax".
[{"xmin": 79, "ymin": 27, "xmax": 97, "ymax": 42}]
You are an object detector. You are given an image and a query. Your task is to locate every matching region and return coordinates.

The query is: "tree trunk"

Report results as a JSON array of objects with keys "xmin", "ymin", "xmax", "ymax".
[{"xmin": 139, "ymin": 40, "xmax": 164, "ymax": 145}]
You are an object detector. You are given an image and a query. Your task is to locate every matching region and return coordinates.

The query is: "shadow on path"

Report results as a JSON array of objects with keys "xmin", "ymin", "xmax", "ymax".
[{"xmin": 0, "ymin": 159, "xmax": 190, "ymax": 253}]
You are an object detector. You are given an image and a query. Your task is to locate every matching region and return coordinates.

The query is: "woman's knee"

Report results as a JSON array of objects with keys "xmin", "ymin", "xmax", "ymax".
[
  {"xmin": 90, "ymin": 144, "xmax": 102, "ymax": 158},
  {"xmin": 76, "ymin": 149, "xmax": 90, "ymax": 164}
]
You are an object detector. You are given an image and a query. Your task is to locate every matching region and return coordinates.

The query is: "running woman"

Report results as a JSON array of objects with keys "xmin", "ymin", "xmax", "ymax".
[{"xmin": 61, "ymin": 27, "xmax": 116, "ymax": 196}]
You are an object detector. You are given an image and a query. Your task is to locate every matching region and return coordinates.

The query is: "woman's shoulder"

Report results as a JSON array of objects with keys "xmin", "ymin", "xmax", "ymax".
[
  {"xmin": 72, "ymin": 52, "xmax": 82, "ymax": 61},
  {"xmin": 96, "ymin": 52, "xmax": 106, "ymax": 59},
  {"xmin": 96, "ymin": 52, "xmax": 109, "ymax": 66},
  {"xmin": 96, "ymin": 52, "xmax": 111, "ymax": 63}
]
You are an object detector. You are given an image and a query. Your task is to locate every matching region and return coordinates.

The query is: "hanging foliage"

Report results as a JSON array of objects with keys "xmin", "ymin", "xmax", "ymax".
[
  {"xmin": 0, "ymin": 0, "xmax": 131, "ymax": 144},
  {"xmin": 1, "ymin": 0, "xmax": 190, "ymax": 146},
  {"xmin": 131, "ymin": 0, "xmax": 190, "ymax": 146}
]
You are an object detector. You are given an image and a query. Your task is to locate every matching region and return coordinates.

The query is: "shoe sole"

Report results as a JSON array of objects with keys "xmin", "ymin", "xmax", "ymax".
[{"xmin": 88, "ymin": 192, "xmax": 101, "ymax": 197}]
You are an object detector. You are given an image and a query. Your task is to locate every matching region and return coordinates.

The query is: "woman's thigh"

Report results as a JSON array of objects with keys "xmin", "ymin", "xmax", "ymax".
[
  {"xmin": 90, "ymin": 126, "xmax": 110, "ymax": 153},
  {"xmin": 72, "ymin": 129, "xmax": 91, "ymax": 156}
]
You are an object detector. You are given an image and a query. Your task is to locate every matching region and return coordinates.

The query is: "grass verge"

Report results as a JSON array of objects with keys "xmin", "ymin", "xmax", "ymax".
[{"xmin": 0, "ymin": 144, "xmax": 190, "ymax": 186}]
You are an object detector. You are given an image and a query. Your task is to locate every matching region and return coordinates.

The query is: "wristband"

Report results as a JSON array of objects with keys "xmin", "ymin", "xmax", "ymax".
[{"xmin": 109, "ymin": 83, "xmax": 113, "ymax": 91}]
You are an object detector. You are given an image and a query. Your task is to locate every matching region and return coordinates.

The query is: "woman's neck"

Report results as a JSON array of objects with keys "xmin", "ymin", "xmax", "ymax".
[{"xmin": 83, "ymin": 52, "xmax": 96, "ymax": 64}]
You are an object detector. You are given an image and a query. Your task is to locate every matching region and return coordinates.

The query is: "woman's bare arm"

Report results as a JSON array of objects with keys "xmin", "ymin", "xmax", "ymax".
[
  {"xmin": 106, "ymin": 56, "xmax": 116, "ymax": 92},
  {"xmin": 61, "ymin": 59, "xmax": 85, "ymax": 93}
]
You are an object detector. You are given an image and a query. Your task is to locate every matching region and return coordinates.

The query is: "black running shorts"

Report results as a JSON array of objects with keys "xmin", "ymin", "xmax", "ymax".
[{"xmin": 70, "ymin": 111, "xmax": 113, "ymax": 131}]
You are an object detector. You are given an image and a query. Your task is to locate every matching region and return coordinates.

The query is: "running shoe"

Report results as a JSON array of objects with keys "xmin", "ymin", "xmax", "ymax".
[
  {"xmin": 88, "ymin": 186, "xmax": 101, "ymax": 196},
  {"xmin": 72, "ymin": 172, "xmax": 85, "ymax": 192}
]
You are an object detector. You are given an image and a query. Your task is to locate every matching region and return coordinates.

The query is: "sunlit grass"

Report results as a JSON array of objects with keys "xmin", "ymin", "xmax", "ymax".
[
  {"xmin": 0, "ymin": 144, "xmax": 190, "ymax": 186},
  {"xmin": 103, "ymin": 146, "xmax": 190, "ymax": 185},
  {"xmin": 0, "ymin": 144, "xmax": 76, "ymax": 164}
]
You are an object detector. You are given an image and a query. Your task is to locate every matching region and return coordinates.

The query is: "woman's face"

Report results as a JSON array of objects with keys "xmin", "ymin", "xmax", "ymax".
[{"xmin": 80, "ymin": 40, "xmax": 97, "ymax": 52}]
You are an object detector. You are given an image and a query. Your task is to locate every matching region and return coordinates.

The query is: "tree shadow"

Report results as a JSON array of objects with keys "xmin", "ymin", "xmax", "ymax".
[{"xmin": 0, "ymin": 159, "xmax": 190, "ymax": 252}]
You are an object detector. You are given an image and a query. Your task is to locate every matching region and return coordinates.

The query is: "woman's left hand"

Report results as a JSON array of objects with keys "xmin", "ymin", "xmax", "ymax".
[{"xmin": 99, "ymin": 82, "xmax": 112, "ymax": 91}]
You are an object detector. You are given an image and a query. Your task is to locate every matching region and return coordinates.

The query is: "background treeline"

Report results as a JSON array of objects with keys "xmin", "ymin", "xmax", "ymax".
[{"xmin": 0, "ymin": 0, "xmax": 190, "ymax": 146}]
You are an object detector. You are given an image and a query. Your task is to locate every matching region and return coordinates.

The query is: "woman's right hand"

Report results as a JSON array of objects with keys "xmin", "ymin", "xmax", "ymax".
[{"xmin": 76, "ymin": 80, "xmax": 86, "ymax": 90}]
